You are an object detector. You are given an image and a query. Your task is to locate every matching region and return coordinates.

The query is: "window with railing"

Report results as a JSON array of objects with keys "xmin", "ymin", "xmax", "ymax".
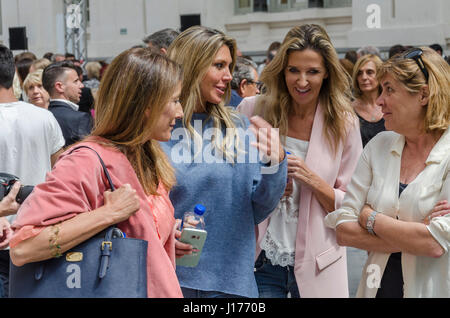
[
  {"xmin": 235, "ymin": 0, "xmax": 351, "ymax": 14},
  {"xmin": 254, "ymin": 0, "xmax": 268, "ymax": 12},
  {"xmin": 324, "ymin": 0, "xmax": 352, "ymax": 8}
]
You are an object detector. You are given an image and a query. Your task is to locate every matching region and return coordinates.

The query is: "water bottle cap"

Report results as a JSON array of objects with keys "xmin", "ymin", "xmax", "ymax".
[
  {"xmin": 286, "ymin": 151, "xmax": 292, "ymax": 155},
  {"xmin": 194, "ymin": 204, "xmax": 206, "ymax": 216}
]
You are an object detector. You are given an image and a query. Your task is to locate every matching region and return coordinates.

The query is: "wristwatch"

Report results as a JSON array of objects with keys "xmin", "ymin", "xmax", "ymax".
[{"xmin": 366, "ymin": 211, "xmax": 379, "ymax": 235}]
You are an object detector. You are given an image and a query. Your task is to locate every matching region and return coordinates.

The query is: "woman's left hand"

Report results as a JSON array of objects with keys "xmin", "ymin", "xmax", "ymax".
[
  {"xmin": 174, "ymin": 219, "xmax": 193, "ymax": 259},
  {"xmin": 358, "ymin": 204, "xmax": 374, "ymax": 230}
]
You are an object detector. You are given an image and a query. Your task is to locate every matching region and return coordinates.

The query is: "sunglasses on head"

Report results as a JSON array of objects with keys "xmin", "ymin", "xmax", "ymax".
[{"xmin": 400, "ymin": 48, "xmax": 429, "ymax": 82}]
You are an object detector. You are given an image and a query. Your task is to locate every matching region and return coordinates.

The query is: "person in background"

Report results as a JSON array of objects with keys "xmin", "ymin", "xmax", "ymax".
[
  {"xmin": 257, "ymin": 41, "xmax": 281, "ymax": 76},
  {"xmin": 352, "ymin": 54, "xmax": 385, "ymax": 147},
  {"xmin": 144, "ymin": 28, "xmax": 180, "ymax": 55},
  {"xmin": 357, "ymin": 46, "xmax": 381, "ymax": 59},
  {"xmin": 74, "ymin": 65, "xmax": 95, "ymax": 116},
  {"xmin": 51, "ymin": 54, "xmax": 66, "ymax": 63},
  {"xmin": 23, "ymin": 70, "xmax": 50, "ymax": 109},
  {"xmin": 325, "ymin": 47, "xmax": 450, "ymax": 298},
  {"xmin": 238, "ymin": 24, "xmax": 362, "ymax": 298},
  {"xmin": 389, "ymin": 44, "xmax": 407, "ymax": 59},
  {"xmin": 340, "ymin": 58, "xmax": 355, "ymax": 78},
  {"xmin": 43, "ymin": 52, "xmax": 54, "ymax": 61},
  {"xmin": 83, "ymin": 61, "xmax": 102, "ymax": 92},
  {"xmin": 43, "ymin": 60, "xmax": 93, "ymax": 146},
  {"xmin": 429, "ymin": 43, "xmax": 443, "ymax": 57},
  {"xmin": 10, "ymin": 48, "xmax": 185, "ymax": 298},
  {"xmin": 29, "ymin": 58, "xmax": 51, "ymax": 73},
  {"xmin": 228, "ymin": 57, "xmax": 261, "ymax": 108},
  {"xmin": 0, "ymin": 45, "xmax": 64, "ymax": 298},
  {"xmin": 345, "ymin": 50, "xmax": 358, "ymax": 65},
  {"xmin": 163, "ymin": 26, "xmax": 287, "ymax": 298}
]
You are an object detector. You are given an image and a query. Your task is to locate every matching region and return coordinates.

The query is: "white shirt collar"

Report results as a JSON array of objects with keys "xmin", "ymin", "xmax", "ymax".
[
  {"xmin": 50, "ymin": 99, "xmax": 79, "ymax": 111},
  {"xmin": 389, "ymin": 126, "xmax": 450, "ymax": 164}
]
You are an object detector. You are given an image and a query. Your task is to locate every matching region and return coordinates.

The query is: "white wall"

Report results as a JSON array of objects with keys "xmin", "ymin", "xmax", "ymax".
[
  {"xmin": 348, "ymin": 0, "xmax": 449, "ymax": 49},
  {"xmin": 0, "ymin": 0, "xmax": 448, "ymax": 60}
]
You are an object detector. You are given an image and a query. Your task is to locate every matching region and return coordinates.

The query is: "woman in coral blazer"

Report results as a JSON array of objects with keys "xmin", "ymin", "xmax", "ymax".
[{"xmin": 238, "ymin": 24, "xmax": 362, "ymax": 298}]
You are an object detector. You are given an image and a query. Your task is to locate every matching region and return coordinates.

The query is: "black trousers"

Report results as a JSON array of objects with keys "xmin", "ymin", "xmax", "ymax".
[{"xmin": 376, "ymin": 252, "xmax": 404, "ymax": 298}]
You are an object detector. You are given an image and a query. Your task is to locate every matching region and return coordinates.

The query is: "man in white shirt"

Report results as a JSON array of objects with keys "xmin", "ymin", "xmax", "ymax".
[
  {"xmin": 0, "ymin": 45, "xmax": 65, "ymax": 297},
  {"xmin": 43, "ymin": 60, "xmax": 93, "ymax": 147}
]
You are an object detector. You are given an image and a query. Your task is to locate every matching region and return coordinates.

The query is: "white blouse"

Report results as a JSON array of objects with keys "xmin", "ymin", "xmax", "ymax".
[
  {"xmin": 325, "ymin": 128, "xmax": 450, "ymax": 298},
  {"xmin": 261, "ymin": 137, "xmax": 309, "ymax": 267}
]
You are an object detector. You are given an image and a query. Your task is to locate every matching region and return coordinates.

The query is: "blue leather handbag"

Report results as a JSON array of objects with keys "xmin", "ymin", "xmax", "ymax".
[{"xmin": 9, "ymin": 146, "xmax": 148, "ymax": 298}]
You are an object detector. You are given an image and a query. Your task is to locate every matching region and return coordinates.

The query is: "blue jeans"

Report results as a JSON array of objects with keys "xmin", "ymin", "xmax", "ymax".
[
  {"xmin": 0, "ymin": 251, "xmax": 10, "ymax": 298},
  {"xmin": 254, "ymin": 251, "xmax": 300, "ymax": 298},
  {"xmin": 182, "ymin": 287, "xmax": 245, "ymax": 298}
]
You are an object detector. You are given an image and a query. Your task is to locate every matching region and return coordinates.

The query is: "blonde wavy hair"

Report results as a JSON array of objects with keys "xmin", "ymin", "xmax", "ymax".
[
  {"xmin": 255, "ymin": 24, "xmax": 355, "ymax": 154},
  {"xmin": 352, "ymin": 54, "xmax": 383, "ymax": 98},
  {"xmin": 91, "ymin": 48, "xmax": 182, "ymax": 195},
  {"xmin": 377, "ymin": 47, "xmax": 450, "ymax": 133},
  {"xmin": 167, "ymin": 26, "xmax": 241, "ymax": 162}
]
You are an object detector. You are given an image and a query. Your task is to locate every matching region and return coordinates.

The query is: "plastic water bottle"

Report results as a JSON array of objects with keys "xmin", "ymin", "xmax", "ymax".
[
  {"xmin": 286, "ymin": 152, "xmax": 292, "ymax": 182},
  {"xmin": 181, "ymin": 204, "xmax": 206, "ymax": 230}
]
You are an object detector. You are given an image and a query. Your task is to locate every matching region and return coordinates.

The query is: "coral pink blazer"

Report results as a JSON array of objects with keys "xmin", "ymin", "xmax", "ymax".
[{"xmin": 238, "ymin": 96, "xmax": 362, "ymax": 298}]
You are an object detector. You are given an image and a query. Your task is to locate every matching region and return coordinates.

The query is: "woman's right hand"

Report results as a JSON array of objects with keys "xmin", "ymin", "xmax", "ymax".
[{"xmin": 102, "ymin": 184, "xmax": 141, "ymax": 224}]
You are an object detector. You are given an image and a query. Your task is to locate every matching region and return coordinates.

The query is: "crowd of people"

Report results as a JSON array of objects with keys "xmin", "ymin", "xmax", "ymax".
[{"xmin": 0, "ymin": 23, "xmax": 449, "ymax": 299}]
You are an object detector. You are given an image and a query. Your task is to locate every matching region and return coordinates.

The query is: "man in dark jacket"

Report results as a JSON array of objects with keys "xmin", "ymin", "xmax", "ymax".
[{"xmin": 43, "ymin": 61, "xmax": 93, "ymax": 146}]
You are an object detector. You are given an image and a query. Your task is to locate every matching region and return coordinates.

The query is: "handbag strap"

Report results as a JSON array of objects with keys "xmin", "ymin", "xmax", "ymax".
[
  {"xmin": 69, "ymin": 146, "xmax": 118, "ymax": 279},
  {"xmin": 68, "ymin": 145, "xmax": 116, "ymax": 191}
]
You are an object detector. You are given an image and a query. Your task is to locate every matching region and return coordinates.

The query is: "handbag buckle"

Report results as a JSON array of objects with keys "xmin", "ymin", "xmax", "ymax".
[{"xmin": 101, "ymin": 241, "xmax": 112, "ymax": 251}]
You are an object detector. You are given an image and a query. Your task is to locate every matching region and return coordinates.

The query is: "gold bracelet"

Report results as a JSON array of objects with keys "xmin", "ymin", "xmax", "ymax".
[{"xmin": 49, "ymin": 224, "xmax": 62, "ymax": 258}]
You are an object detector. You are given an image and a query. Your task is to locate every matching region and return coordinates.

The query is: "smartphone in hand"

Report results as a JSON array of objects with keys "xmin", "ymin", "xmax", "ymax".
[{"xmin": 176, "ymin": 228, "xmax": 207, "ymax": 267}]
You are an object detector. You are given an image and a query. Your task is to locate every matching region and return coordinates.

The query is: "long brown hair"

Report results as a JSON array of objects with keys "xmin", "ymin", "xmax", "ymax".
[
  {"xmin": 255, "ymin": 24, "xmax": 355, "ymax": 154},
  {"xmin": 91, "ymin": 48, "xmax": 182, "ymax": 195}
]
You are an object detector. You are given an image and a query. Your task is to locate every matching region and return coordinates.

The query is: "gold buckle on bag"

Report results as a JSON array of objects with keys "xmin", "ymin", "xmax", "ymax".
[{"xmin": 101, "ymin": 241, "xmax": 112, "ymax": 251}]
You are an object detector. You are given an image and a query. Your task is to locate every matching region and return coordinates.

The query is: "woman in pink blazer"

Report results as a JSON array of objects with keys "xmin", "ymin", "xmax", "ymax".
[
  {"xmin": 238, "ymin": 24, "xmax": 362, "ymax": 298},
  {"xmin": 10, "ymin": 49, "xmax": 184, "ymax": 298}
]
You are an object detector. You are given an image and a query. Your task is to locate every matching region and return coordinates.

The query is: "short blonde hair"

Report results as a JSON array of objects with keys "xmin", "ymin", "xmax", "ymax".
[
  {"xmin": 85, "ymin": 61, "xmax": 102, "ymax": 80},
  {"xmin": 31, "ymin": 58, "xmax": 51, "ymax": 72},
  {"xmin": 23, "ymin": 69, "xmax": 44, "ymax": 94},
  {"xmin": 352, "ymin": 54, "xmax": 383, "ymax": 98},
  {"xmin": 378, "ymin": 47, "xmax": 450, "ymax": 132}
]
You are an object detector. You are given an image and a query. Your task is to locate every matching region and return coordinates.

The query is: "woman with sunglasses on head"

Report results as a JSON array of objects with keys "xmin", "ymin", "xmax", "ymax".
[
  {"xmin": 238, "ymin": 24, "xmax": 363, "ymax": 298},
  {"xmin": 10, "ymin": 48, "xmax": 184, "ymax": 298},
  {"xmin": 161, "ymin": 26, "xmax": 287, "ymax": 298},
  {"xmin": 325, "ymin": 47, "xmax": 450, "ymax": 298}
]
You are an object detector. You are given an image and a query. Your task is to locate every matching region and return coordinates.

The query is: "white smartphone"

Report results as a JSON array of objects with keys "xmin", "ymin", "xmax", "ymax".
[{"xmin": 176, "ymin": 228, "xmax": 207, "ymax": 267}]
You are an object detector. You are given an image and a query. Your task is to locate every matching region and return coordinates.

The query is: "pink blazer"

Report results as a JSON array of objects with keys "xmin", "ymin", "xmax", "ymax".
[{"xmin": 238, "ymin": 96, "xmax": 362, "ymax": 298}]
